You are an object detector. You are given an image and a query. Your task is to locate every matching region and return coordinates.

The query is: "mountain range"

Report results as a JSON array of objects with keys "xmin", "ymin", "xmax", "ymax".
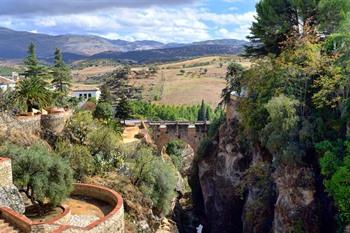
[{"xmin": 0, "ymin": 27, "xmax": 248, "ymax": 63}]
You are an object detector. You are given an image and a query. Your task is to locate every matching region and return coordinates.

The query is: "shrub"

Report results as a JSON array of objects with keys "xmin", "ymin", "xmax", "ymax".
[
  {"xmin": 55, "ymin": 141, "xmax": 95, "ymax": 180},
  {"xmin": 166, "ymin": 140, "xmax": 186, "ymax": 169},
  {"xmin": 88, "ymin": 125, "xmax": 121, "ymax": 160},
  {"xmin": 93, "ymin": 102, "xmax": 113, "ymax": 120},
  {"xmin": 0, "ymin": 143, "xmax": 74, "ymax": 209},
  {"xmin": 131, "ymin": 146, "xmax": 177, "ymax": 216},
  {"xmin": 64, "ymin": 111, "xmax": 96, "ymax": 145}
]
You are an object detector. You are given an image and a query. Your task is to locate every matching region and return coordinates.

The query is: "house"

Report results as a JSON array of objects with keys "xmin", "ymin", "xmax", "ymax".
[
  {"xmin": 72, "ymin": 86, "xmax": 101, "ymax": 101},
  {"xmin": 0, "ymin": 76, "xmax": 16, "ymax": 91}
]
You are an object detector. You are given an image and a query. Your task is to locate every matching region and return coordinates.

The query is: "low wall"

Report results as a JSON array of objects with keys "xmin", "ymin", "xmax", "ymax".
[
  {"xmin": 41, "ymin": 110, "xmax": 72, "ymax": 134},
  {"xmin": 15, "ymin": 114, "xmax": 42, "ymax": 135},
  {"xmin": 0, "ymin": 158, "xmax": 12, "ymax": 187},
  {"xmin": 0, "ymin": 183, "xmax": 124, "ymax": 233},
  {"xmin": 57, "ymin": 183, "xmax": 124, "ymax": 233}
]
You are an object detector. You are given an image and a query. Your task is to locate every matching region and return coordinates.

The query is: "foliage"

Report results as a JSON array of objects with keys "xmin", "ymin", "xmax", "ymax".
[
  {"xmin": 221, "ymin": 62, "xmax": 244, "ymax": 105},
  {"xmin": 55, "ymin": 141, "xmax": 95, "ymax": 180},
  {"xmin": 261, "ymin": 95, "xmax": 301, "ymax": 165},
  {"xmin": 197, "ymin": 100, "xmax": 207, "ymax": 121},
  {"xmin": 115, "ymin": 95, "xmax": 132, "ymax": 120},
  {"xmin": 130, "ymin": 146, "xmax": 177, "ymax": 216},
  {"xmin": 51, "ymin": 48, "xmax": 72, "ymax": 95},
  {"xmin": 0, "ymin": 143, "xmax": 73, "ymax": 209},
  {"xmin": 22, "ymin": 43, "xmax": 50, "ymax": 80},
  {"xmin": 88, "ymin": 124, "xmax": 121, "ymax": 161},
  {"xmin": 130, "ymin": 100, "xmax": 222, "ymax": 121},
  {"xmin": 13, "ymin": 43, "xmax": 52, "ymax": 112},
  {"xmin": 13, "ymin": 76, "xmax": 52, "ymax": 112},
  {"xmin": 166, "ymin": 140, "xmax": 186, "ymax": 169},
  {"xmin": 105, "ymin": 66, "xmax": 142, "ymax": 103},
  {"xmin": 99, "ymin": 83, "xmax": 113, "ymax": 104},
  {"xmin": 64, "ymin": 111, "xmax": 96, "ymax": 145},
  {"xmin": 317, "ymin": 140, "xmax": 350, "ymax": 224},
  {"xmin": 246, "ymin": 0, "xmax": 318, "ymax": 56},
  {"xmin": 93, "ymin": 102, "xmax": 113, "ymax": 120}
]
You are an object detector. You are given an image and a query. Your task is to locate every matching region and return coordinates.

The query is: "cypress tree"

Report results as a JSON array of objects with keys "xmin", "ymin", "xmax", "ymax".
[
  {"xmin": 52, "ymin": 48, "xmax": 71, "ymax": 95},
  {"xmin": 197, "ymin": 100, "xmax": 207, "ymax": 121}
]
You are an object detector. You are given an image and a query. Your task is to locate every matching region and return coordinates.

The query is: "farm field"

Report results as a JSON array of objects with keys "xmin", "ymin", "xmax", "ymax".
[{"xmin": 70, "ymin": 56, "xmax": 251, "ymax": 107}]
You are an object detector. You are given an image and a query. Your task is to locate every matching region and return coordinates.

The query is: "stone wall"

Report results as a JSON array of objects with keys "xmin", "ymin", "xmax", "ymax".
[
  {"xmin": 0, "ymin": 158, "xmax": 25, "ymax": 214},
  {"xmin": 148, "ymin": 122, "xmax": 209, "ymax": 152},
  {"xmin": 41, "ymin": 110, "xmax": 72, "ymax": 134},
  {"xmin": 0, "ymin": 158, "xmax": 12, "ymax": 187},
  {"xmin": 60, "ymin": 183, "xmax": 124, "ymax": 233}
]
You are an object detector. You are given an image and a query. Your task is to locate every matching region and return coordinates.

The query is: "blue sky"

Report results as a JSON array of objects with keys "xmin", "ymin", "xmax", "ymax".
[{"xmin": 0, "ymin": 0, "xmax": 258, "ymax": 43}]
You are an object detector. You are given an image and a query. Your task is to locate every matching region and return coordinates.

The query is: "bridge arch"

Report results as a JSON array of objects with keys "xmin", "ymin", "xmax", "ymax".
[{"xmin": 146, "ymin": 121, "xmax": 210, "ymax": 153}]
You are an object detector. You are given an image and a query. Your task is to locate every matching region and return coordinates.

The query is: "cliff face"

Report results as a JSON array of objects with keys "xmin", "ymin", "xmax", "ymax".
[{"xmin": 193, "ymin": 101, "xmax": 323, "ymax": 233}]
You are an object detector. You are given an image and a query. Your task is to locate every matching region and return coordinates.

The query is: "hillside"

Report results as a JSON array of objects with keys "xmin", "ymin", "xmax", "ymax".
[
  {"xmin": 73, "ymin": 56, "xmax": 251, "ymax": 107},
  {"xmin": 0, "ymin": 27, "xmax": 248, "ymax": 63}
]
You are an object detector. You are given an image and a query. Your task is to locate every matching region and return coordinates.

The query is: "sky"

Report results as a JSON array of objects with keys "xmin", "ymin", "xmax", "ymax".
[{"xmin": 0, "ymin": 0, "xmax": 258, "ymax": 43}]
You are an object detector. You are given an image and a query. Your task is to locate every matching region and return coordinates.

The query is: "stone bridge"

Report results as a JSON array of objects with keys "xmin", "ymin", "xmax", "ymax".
[{"xmin": 123, "ymin": 120, "xmax": 210, "ymax": 152}]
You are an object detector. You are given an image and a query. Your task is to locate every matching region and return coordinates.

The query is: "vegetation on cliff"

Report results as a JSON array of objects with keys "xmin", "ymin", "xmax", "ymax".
[{"xmin": 200, "ymin": 0, "xmax": 350, "ymax": 232}]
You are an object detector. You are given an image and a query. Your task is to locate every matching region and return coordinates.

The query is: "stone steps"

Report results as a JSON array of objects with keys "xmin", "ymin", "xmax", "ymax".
[{"xmin": 0, "ymin": 219, "xmax": 19, "ymax": 233}]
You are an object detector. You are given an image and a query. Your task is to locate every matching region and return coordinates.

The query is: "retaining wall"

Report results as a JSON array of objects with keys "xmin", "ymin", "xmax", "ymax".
[{"xmin": 0, "ymin": 158, "xmax": 12, "ymax": 187}]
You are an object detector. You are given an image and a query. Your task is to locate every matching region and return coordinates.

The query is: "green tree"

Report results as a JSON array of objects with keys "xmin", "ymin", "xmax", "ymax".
[
  {"xmin": 93, "ymin": 102, "xmax": 113, "ymax": 120},
  {"xmin": 115, "ymin": 95, "xmax": 132, "ymax": 120},
  {"xmin": 221, "ymin": 62, "xmax": 244, "ymax": 105},
  {"xmin": 22, "ymin": 43, "xmax": 49, "ymax": 79},
  {"xmin": 13, "ymin": 76, "xmax": 52, "ymax": 112},
  {"xmin": 51, "ymin": 48, "xmax": 72, "ymax": 95},
  {"xmin": 99, "ymin": 83, "xmax": 113, "ymax": 103},
  {"xmin": 197, "ymin": 100, "xmax": 207, "ymax": 121},
  {"xmin": 246, "ymin": 0, "xmax": 319, "ymax": 56},
  {"xmin": 0, "ymin": 144, "xmax": 74, "ymax": 211},
  {"xmin": 318, "ymin": 0, "xmax": 350, "ymax": 34}
]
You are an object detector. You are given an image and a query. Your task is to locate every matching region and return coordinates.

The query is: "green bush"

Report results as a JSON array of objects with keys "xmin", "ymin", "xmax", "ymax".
[
  {"xmin": 0, "ymin": 144, "xmax": 74, "ymax": 209},
  {"xmin": 93, "ymin": 102, "xmax": 113, "ymax": 120},
  {"xmin": 88, "ymin": 125, "xmax": 121, "ymax": 160},
  {"xmin": 55, "ymin": 141, "xmax": 95, "ymax": 180},
  {"xmin": 64, "ymin": 111, "xmax": 96, "ymax": 145},
  {"xmin": 131, "ymin": 146, "xmax": 177, "ymax": 216},
  {"xmin": 166, "ymin": 140, "xmax": 186, "ymax": 169}
]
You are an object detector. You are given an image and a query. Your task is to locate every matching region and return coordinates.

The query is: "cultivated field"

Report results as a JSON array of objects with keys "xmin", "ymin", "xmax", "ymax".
[{"xmin": 72, "ymin": 56, "xmax": 251, "ymax": 107}]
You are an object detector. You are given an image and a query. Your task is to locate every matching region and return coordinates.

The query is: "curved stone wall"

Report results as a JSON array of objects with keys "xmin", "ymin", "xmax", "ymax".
[{"xmin": 0, "ymin": 183, "xmax": 124, "ymax": 233}]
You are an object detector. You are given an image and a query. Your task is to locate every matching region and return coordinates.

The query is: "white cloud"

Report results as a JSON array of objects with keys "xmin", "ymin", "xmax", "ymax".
[{"xmin": 0, "ymin": 6, "xmax": 255, "ymax": 43}]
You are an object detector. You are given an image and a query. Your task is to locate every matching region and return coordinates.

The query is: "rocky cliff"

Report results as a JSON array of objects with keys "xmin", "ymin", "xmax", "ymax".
[{"xmin": 192, "ymin": 101, "xmax": 327, "ymax": 233}]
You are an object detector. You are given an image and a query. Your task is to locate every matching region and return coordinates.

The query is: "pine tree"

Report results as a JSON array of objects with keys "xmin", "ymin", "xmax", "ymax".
[
  {"xmin": 99, "ymin": 83, "xmax": 113, "ymax": 103},
  {"xmin": 106, "ymin": 66, "xmax": 142, "ymax": 104},
  {"xmin": 115, "ymin": 95, "xmax": 132, "ymax": 120},
  {"xmin": 52, "ymin": 48, "xmax": 72, "ymax": 95},
  {"xmin": 246, "ymin": 0, "xmax": 319, "ymax": 56},
  {"xmin": 22, "ymin": 43, "xmax": 49, "ymax": 79}
]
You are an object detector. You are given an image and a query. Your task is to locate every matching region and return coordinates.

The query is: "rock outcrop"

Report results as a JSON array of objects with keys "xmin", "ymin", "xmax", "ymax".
[{"xmin": 193, "ymin": 100, "xmax": 323, "ymax": 233}]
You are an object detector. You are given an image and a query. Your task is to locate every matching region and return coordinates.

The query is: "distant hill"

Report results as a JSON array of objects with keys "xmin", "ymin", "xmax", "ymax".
[
  {"xmin": 90, "ymin": 44, "xmax": 245, "ymax": 63},
  {"xmin": 0, "ymin": 27, "xmax": 248, "ymax": 63}
]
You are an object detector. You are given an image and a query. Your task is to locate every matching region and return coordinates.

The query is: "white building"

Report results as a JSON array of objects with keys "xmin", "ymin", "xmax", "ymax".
[
  {"xmin": 0, "ymin": 76, "xmax": 16, "ymax": 92},
  {"xmin": 72, "ymin": 87, "xmax": 101, "ymax": 101}
]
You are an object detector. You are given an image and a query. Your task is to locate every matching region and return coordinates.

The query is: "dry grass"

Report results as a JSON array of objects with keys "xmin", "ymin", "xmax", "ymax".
[{"xmin": 72, "ymin": 56, "xmax": 251, "ymax": 108}]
